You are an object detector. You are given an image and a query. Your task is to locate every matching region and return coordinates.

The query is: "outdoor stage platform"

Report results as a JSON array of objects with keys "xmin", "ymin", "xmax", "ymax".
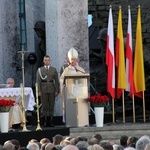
[
  {"xmin": 1, "ymin": 122, "xmax": 150, "ymax": 147},
  {"xmin": 0, "ymin": 114, "xmax": 109, "ymax": 147},
  {"xmin": 1, "ymin": 114, "xmax": 149, "ymax": 147},
  {"xmin": 0, "ymin": 125, "xmax": 69, "ymax": 147}
]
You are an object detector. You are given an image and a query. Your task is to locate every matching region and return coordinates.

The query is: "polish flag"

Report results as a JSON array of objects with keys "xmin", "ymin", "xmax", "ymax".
[
  {"xmin": 106, "ymin": 6, "xmax": 115, "ymax": 98},
  {"xmin": 125, "ymin": 7, "xmax": 134, "ymax": 94}
]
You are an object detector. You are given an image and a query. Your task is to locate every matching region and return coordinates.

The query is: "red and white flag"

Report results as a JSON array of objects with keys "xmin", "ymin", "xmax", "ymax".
[
  {"xmin": 125, "ymin": 7, "xmax": 134, "ymax": 94},
  {"xmin": 106, "ymin": 7, "xmax": 115, "ymax": 98}
]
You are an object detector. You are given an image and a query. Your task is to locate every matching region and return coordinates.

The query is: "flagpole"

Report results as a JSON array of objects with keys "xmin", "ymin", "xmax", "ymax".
[
  {"xmin": 133, "ymin": 5, "xmax": 146, "ymax": 122},
  {"xmin": 122, "ymin": 91, "xmax": 125, "ymax": 123},
  {"xmin": 106, "ymin": 5, "xmax": 115, "ymax": 124},
  {"xmin": 126, "ymin": 5, "xmax": 135, "ymax": 123},
  {"xmin": 112, "ymin": 98, "xmax": 115, "ymax": 123},
  {"xmin": 132, "ymin": 95, "xmax": 135, "ymax": 123},
  {"xmin": 143, "ymin": 91, "xmax": 146, "ymax": 122}
]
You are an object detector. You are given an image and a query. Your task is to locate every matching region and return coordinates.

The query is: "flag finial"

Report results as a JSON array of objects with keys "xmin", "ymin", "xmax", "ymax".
[
  {"xmin": 119, "ymin": 6, "xmax": 122, "ymax": 9},
  {"xmin": 128, "ymin": 5, "xmax": 130, "ymax": 9},
  {"xmin": 138, "ymin": 5, "xmax": 140, "ymax": 8},
  {"xmin": 109, "ymin": 5, "xmax": 112, "ymax": 8}
]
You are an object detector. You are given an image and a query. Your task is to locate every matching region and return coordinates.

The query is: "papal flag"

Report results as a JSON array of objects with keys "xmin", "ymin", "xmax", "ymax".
[
  {"xmin": 115, "ymin": 6, "xmax": 126, "ymax": 99},
  {"xmin": 133, "ymin": 5, "xmax": 145, "ymax": 97},
  {"xmin": 106, "ymin": 6, "xmax": 115, "ymax": 98}
]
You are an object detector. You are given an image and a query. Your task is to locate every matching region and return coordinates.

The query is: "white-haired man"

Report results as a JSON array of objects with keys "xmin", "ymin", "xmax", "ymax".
[
  {"xmin": 60, "ymin": 47, "xmax": 85, "ymax": 123},
  {"xmin": 6, "ymin": 78, "xmax": 23, "ymax": 129}
]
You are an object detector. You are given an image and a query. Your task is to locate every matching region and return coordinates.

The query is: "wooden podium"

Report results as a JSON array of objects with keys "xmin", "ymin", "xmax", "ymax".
[{"xmin": 64, "ymin": 74, "xmax": 90, "ymax": 127}]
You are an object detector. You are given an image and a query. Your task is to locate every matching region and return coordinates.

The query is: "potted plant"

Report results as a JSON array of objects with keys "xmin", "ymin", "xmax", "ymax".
[
  {"xmin": 88, "ymin": 93, "xmax": 109, "ymax": 107},
  {"xmin": 88, "ymin": 93, "xmax": 109, "ymax": 127},
  {"xmin": 0, "ymin": 99, "xmax": 15, "ymax": 132},
  {"xmin": 0, "ymin": 99, "xmax": 15, "ymax": 112}
]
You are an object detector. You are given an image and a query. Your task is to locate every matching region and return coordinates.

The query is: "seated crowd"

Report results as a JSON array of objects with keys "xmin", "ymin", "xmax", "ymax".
[{"xmin": 0, "ymin": 133, "xmax": 150, "ymax": 150}]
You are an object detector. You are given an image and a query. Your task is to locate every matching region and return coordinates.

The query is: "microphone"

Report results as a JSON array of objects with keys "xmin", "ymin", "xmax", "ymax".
[
  {"xmin": 74, "ymin": 66, "xmax": 85, "ymax": 74},
  {"xmin": 74, "ymin": 66, "xmax": 78, "ymax": 72}
]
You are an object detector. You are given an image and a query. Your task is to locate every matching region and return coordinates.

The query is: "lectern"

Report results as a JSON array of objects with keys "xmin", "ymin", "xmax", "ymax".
[{"xmin": 64, "ymin": 74, "xmax": 90, "ymax": 127}]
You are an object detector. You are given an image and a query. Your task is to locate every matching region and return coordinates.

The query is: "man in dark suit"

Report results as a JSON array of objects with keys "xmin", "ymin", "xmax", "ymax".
[
  {"xmin": 60, "ymin": 55, "xmax": 70, "ymax": 76},
  {"xmin": 36, "ymin": 55, "xmax": 60, "ymax": 127}
]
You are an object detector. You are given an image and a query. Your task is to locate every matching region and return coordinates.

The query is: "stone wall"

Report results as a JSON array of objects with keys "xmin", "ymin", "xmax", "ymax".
[
  {"xmin": 88, "ymin": 0, "xmax": 150, "ymax": 95},
  {"xmin": 45, "ymin": 0, "xmax": 89, "ymax": 115},
  {"xmin": 0, "ymin": 0, "xmax": 20, "ymax": 84},
  {"xmin": 88, "ymin": 0, "xmax": 150, "ymax": 119},
  {"xmin": 89, "ymin": 0, "xmax": 150, "ymax": 66},
  {"xmin": 0, "ymin": 0, "xmax": 45, "ymax": 87}
]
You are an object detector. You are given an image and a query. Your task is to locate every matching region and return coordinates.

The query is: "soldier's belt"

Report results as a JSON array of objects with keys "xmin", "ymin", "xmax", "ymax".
[{"xmin": 41, "ymin": 80, "xmax": 53, "ymax": 83}]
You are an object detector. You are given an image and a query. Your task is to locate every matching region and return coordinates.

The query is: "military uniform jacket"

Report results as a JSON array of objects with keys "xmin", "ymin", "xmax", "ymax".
[{"xmin": 36, "ymin": 66, "xmax": 60, "ymax": 94}]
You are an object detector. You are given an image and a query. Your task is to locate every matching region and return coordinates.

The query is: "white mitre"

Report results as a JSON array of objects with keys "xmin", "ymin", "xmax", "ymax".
[{"xmin": 67, "ymin": 47, "xmax": 78, "ymax": 62}]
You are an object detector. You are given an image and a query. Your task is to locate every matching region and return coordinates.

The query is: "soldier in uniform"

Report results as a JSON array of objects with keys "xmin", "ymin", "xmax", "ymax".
[{"xmin": 36, "ymin": 55, "xmax": 60, "ymax": 127}]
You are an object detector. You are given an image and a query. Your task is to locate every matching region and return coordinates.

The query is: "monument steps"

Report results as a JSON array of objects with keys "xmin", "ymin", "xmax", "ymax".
[{"xmin": 69, "ymin": 123, "xmax": 150, "ymax": 141}]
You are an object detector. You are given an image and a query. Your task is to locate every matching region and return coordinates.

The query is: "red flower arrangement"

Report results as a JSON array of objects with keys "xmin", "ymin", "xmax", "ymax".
[
  {"xmin": 0, "ymin": 99, "xmax": 15, "ymax": 112},
  {"xmin": 88, "ymin": 93, "xmax": 109, "ymax": 107}
]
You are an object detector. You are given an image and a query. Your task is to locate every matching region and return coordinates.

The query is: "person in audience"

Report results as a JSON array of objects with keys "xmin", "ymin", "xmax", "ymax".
[
  {"xmin": 60, "ymin": 140, "xmax": 70, "ymax": 147},
  {"xmin": 92, "ymin": 134, "xmax": 103, "ymax": 144},
  {"xmin": 40, "ymin": 138, "xmax": 51, "ymax": 145},
  {"xmin": 88, "ymin": 144, "xmax": 104, "ymax": 150},
  {"xmin": 113, "ymin": 144, "xmax": 124, "ymax": 150},
  {"xmin": 3, "ymin": 142, "xmax": 15, "ymax": 150},
  {"xmin": 28, "ymin": 139, "xmax": 41, "ymax": 149},
  {"xmin": 76, "ymin": 141, "xmax": 89, "ymax": 150},
  {"xmin": 87, "ymin": 138, "xmax": 99, "ymax": 145},
  {"xmin": 26, "ymin": 142, "xmax": 40, "ymax": 150},
  {"xmin": 53, "ymin": 134, "xmax": 63, "ymax": 146},
  {"xmin": 19, "ymin": 147, "xmax": 29, "ymax": 150},
  {"xmin": 70, "ymin": 138, "xmax": 76, "ymax": 145},
  {"xmin": 62, "ymin": 145, "xmax": 79, "ymax": 150},
  {"xmin": 120, "ymin": 135, "xmax": 128, "ymax": 148},
  {"xmin": 74, "ymin": 136, "xmax": 87, "ymax": 145},
  {"xmin": 28, "ymin": 139, "xmax": 38, "ymax": 144},
  {"xmin": 100, "ymin": 141, "xmax": 113, "ymax": 150},
  {"xmin": 127, "ymin": 136, "xmax": 138, "ymax": 148},
  {"xmin": 135, "ymin": 136, "xmax": 150, "ymax": 150},
  {"xmin": 64, "ymin": 137, "xmax": 73, "ymax": 141},
  {"xmin": 10, "ymin": 139, "xmax": 21, "ymax": 150},
  {"xmin": 6, "ymin": 78, "xmax": 23, "ymax": 129},
  {"xmin": 45, "ymin": 143, "xmax": 57, "ymax": 150},
  {"xmin": 124, "ymin": 148, "xmax": 136, "ymax": 150},
  {"xmin": 144, "ymin": 143, "xmax": 150, "ymax": 150},
  {"xmin": 41, "ymin": 143, "xmax": 48, "ymax": 150}
]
